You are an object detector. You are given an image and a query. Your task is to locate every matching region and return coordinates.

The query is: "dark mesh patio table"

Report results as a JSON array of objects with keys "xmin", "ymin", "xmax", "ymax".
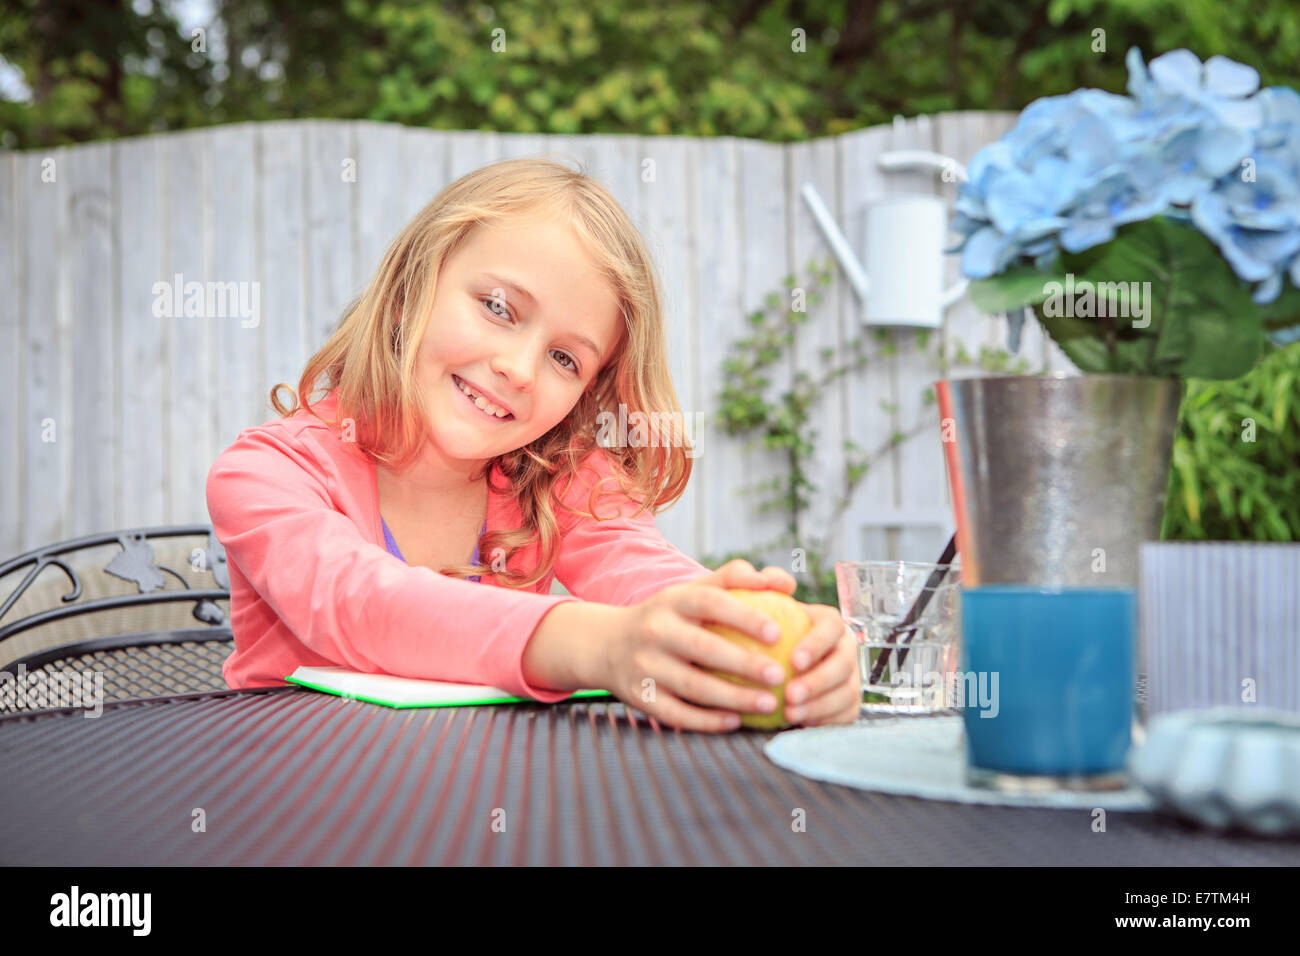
[{"xmin": 2, "ymin": 687, "xmax": 1297, "ymax": 866}]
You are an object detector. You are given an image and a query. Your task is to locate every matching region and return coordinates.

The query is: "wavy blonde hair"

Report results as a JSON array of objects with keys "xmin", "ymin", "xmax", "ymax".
[{"xmin": 269, "ymin": 155, "xmax": 693, "ymax": 589}]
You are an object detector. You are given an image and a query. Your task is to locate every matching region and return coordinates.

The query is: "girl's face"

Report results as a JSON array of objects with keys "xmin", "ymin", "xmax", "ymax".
[{"xmin": 408, "ymin": 215, "xmax": 622, "ymax": 485}]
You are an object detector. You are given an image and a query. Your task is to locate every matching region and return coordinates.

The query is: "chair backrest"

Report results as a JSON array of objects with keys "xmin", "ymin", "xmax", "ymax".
[{"xmin": 0, "ymin": 526, "xmax": 233, "ymax": 713}]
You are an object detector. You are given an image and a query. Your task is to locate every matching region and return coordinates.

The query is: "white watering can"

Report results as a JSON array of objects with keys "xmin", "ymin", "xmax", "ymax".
[{"xmin": 801, "ymin": 143, "xmax": 969, "ymax": 329}]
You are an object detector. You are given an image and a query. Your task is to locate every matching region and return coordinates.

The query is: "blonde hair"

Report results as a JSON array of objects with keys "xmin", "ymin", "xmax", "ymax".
[{"xmin": 269, "ymin": 156, "xmax": 692, "ymax": 589}]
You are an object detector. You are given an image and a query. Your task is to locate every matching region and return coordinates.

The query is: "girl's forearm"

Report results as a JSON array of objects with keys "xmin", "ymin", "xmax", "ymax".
[{"xmin": 522, "ymin": 600, "xmax": 625, "ymax": 692}]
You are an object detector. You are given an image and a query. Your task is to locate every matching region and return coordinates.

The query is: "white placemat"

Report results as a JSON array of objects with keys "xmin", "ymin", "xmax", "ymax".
[{"xmin": 764, "ymin": 716, "xmax": 1156, "ymax": 811}]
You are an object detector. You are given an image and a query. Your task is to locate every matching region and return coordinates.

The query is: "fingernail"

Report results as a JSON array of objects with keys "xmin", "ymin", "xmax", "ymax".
[
  {"xmin": 763, "ymin": 664, "xmax": 785, "ymax": 685},
  {"xmin": 757, "ymin": 693, "xmax": 778, "ymax": 712},
  {"xmin": 787, "ymin": 684, "xmax": 808, "ymax": 705},
  {"xmin": 786, "ymin": 706, "xmax": 805, "ymax": 723},
  {"xmin": 793, "ymin": 651, "xmax": 809, "ymax": 670},
  {"xmin": 764, "ymin": 622, "xmax": 780, "ymax": 641}
]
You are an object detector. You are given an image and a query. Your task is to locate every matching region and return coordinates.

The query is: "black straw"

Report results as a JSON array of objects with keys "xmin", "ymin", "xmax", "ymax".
[{"xmin": 866, "ymin": 533, "xmax": 958, "ymax": 687}]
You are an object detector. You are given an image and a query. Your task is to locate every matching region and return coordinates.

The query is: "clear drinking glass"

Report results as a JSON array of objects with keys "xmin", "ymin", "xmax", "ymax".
[{"xmin": 835, "ymin": 560, "xmax": 961, "ymax": 714}]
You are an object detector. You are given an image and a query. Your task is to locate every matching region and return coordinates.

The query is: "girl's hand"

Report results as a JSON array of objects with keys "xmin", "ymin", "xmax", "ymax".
[
  {"xmin": 692, "ymin": 558, "xmax": 797, "ymax": 596},
  {"xmin": 695, "ymin": 561, "xmax": 858, "ymax": 727},
  {"xmin": 781, "ymin": 603, "xmax": 860, "ymax": 727},
  {"xmin": 602, "ymin": 581, "xmax": 791, "ymax": 734}
]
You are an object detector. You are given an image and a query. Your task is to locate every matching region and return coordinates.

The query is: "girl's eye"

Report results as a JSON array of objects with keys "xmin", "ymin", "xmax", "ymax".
[
  {"xmin": 481, "ymin": 297, "xmax": 511, "ymax": 320},
  {"xmin": 479, "ymin": 298, "xmax": 579, "ymax": 374}
]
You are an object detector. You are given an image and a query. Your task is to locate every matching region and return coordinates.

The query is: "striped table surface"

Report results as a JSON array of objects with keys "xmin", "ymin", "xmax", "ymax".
[{"xmin": 1, "ymin": 687, "xmax": 1297, "ymax": 866}]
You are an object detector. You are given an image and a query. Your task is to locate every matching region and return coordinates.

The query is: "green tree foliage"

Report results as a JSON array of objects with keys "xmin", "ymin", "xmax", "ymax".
[{"xmin": 5, "ymin": 0, "xmax": 1300, "ymax": 149}]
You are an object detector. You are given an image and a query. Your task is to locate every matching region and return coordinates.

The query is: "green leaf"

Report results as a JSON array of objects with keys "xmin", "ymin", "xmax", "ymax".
[
  {"xmin": 1261, "ymin": 282, "xmax": 1300, "ymax": 331},
  {"xmin": 1273, "ymin": 372, "xmax": 1293, "ymax": 430},
  {"xmin": 1045, "ymin": 218, "xmax": 1265, "ymax": 379},
  {"xmin": 1033, "ymin": 304, "xmax": 1118, "ymax": 372},
  {"xmin": 969, "ymin": 265, "xmax": 1064, "ymax": 314}
]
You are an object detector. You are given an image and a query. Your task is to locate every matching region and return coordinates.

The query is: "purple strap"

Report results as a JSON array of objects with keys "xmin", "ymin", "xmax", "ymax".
[
  {"xmin": 382, "ymin": 517, "xmax": 485, "ymax": 582},
  {"xmin": 381, "ymin": 515, "xmax": 405, "ymax": 561}
]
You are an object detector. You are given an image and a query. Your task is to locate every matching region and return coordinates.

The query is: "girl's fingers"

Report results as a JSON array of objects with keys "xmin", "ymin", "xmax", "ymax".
[
  {"xmin": 697, "ymin": 560, "xmax": 796, "ymax": 596},
  {"xmin": 639, "ymin": 692, "xmax": 741, "ymax": 734},
  {"xmin": 695, "ymin": 559, "xmax": 763, "ymax": 591},
  {"xmin": 807, "ymin": 691, "xmax": 862, "ymax": 727},
  {"xmin": 785, "ymin": 629, "xmax": 859, "ymax": 724},
  {"xmin": 674, "ymin": 585, "xmax": 785, "ymax": 647},
  {"xmin": 784, "ymin": 632, "xmax": 856, "ymax": 711},
  {"xmin": 618, "ymin": 660, "xmax": 754, "ymax": 738},
  {"xmin": 759, "ymin": 566, "xmax": 798, "ymax": 594},
  {"xmin": 790, "ymin": 675, "xmax": 861, "ymax": 726},
  {"xmin": 790, "ymin": 604, "xmax": 850, "ymax": 672},
  {"xmin": 648, "ymin": 640, "xmax": 784, "ymax": 713}
]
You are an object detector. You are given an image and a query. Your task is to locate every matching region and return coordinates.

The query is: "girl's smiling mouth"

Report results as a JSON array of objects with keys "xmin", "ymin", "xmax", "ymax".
[{"xmin": 452, "ymin": 374, "xmax": 516, "ymax": 421}]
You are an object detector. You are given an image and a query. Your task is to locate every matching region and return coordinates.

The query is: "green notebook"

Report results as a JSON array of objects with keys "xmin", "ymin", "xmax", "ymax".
[{"xmin": 286, "ymin": 665, "xmax": 613, "ymax": 709}]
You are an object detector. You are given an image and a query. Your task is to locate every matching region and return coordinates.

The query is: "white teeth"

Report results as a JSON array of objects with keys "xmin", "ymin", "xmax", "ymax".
[{"xmin": 455, "ymin": 377, "xmax": 510, "ymax": 418}]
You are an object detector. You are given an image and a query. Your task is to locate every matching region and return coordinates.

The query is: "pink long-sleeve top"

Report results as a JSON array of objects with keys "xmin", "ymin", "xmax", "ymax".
[{"xmin": 205, "ymin": 388, "xmax": 712, "ymax": 702}]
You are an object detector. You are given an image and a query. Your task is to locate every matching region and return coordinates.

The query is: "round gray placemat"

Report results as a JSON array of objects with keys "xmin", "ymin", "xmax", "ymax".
[{"xmin": 764, "ymin": 716, "xmax": 1156, "ymax": 811}]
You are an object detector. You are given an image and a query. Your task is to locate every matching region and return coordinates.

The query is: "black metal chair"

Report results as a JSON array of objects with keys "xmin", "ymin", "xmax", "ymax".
[{"xmin": 0, "ymin": 526, "xmax": 233, "ymax": 713}]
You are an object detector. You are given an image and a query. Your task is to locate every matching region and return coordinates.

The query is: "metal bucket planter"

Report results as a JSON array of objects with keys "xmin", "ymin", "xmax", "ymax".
[
  {"xmin": 936, "ymin": 373, "xmax": 1184, "ymax": 729},
  {"xmin": 936, "ymin": 374, "xmax": 1184, "ymax": 591}
]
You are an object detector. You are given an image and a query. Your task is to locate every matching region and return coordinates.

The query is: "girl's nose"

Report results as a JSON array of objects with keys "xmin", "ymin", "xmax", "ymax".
[{"xmin": 489, "ymin": 356, "xmax": 534, "ymax": 394}]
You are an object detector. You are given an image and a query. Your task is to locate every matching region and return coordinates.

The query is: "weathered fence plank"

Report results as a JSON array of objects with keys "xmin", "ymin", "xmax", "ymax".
[
  {"xmin": 116, "ymin": 136, "xmax": 166, "ymax": 530},
  {"xmin": 0, "ymin": 152, "xmax": 20, "ymax": 544},
  {"xmin": 24, "ymin": 147, "xmax": 68, "ymax": 547}
]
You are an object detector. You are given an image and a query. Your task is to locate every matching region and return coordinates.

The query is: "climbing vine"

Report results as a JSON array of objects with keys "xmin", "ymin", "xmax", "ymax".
[{"xmin": 700, "ymin": 256, "xmax": 1038, "ymax": 607}]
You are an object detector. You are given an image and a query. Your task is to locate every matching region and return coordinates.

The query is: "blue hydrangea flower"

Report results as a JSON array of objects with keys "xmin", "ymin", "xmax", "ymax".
[
  {"xmin": 1127, "ymin": 47, "xmax": 1263, "ymax": 130},
  {"xmin": 950, "ymin": 47, "xmax": 1300, "ymax": 309}
]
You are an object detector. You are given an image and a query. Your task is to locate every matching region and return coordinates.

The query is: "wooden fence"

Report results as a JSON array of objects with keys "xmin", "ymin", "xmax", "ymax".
[{"xmin": 0, "ymin": 113, "xmax": 1078, "ymax": 574}]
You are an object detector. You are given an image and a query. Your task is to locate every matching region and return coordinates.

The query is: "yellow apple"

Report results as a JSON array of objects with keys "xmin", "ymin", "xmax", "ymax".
[{"xmin": 703, "ymin": 588, "xmax": 813, "ymax": 729}]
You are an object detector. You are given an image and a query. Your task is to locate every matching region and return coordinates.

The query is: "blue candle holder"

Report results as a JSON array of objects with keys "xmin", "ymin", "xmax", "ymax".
[{"xmin": 960, "ymin": 585, "xmax": 1137, "ymax": 792}]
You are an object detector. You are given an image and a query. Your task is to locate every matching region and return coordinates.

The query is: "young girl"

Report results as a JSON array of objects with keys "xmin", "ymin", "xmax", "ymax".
[{"xmin": 205, "ymin": 156, "xmax": 859, "ymax": 732}]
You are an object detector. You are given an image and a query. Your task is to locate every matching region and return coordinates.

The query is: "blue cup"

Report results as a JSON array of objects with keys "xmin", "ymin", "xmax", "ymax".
[{"xmin": 960, "ymin": 586, "xmax": 1137, "ymax": 792}]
